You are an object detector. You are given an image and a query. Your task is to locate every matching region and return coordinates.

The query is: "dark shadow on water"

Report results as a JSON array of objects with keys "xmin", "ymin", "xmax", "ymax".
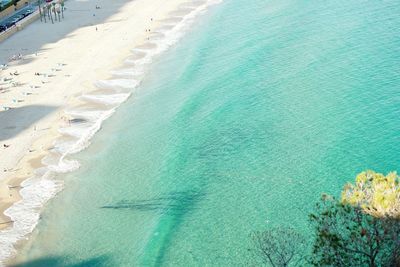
[
  {"xmin": 0, "ymin": 105, "xmax": 57, "ymax": 141},
  {"xmin": 11, "ymin": 254, "xmax": 112, "ymax": 267},
  {"xmin": 101, "ymin": 190, "xmax": 205, "ymax": 265},
  {"xmin": 101, "ymin": 190, "xmax": 205, "ymax": 216}
]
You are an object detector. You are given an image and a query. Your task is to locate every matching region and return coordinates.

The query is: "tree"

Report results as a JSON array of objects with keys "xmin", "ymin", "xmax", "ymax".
[
  {"xmin": 309, "ymin": 194, "xmax": 400, "ymax": 267},
  {"xmin": 342, "ymin": 170, "xmax": 400, "ymax": 218},
  {"xmin": 251, "ymin": 227, "xmax": 307, "ymax": 267}
]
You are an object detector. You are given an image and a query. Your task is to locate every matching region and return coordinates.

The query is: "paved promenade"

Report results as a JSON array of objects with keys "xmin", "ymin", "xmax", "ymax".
[{"xmin": 1, "ymin": 3, "xmax": 37, "ymax": 28}]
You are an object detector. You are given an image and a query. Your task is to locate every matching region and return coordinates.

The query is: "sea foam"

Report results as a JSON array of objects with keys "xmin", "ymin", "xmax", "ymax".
[{"xmin": 0, "ymin": 0, "xmax": 223, "ymax": 264}]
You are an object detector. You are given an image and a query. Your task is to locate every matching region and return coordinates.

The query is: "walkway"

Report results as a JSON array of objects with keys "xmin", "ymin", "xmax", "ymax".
[{"xmin": 0, "ymin": 3, "xmax": 37, "ymax": 28}]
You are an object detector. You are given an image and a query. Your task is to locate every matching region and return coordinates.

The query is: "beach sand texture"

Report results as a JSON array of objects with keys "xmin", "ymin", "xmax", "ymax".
[{"xmin": 0, "ymin": 0, "xmax": 215, "ymax": 263}]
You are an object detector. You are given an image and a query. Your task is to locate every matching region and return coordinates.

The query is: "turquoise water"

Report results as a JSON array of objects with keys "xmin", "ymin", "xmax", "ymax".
[{"xmin": 16, "ymin": 0, "xmax": 400, "ymax": 266}]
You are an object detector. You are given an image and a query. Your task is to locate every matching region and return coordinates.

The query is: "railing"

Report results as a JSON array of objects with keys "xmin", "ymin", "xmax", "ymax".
[{"xmin": 0, "ymin": 9, "xmax": 39, "ymax": 42}]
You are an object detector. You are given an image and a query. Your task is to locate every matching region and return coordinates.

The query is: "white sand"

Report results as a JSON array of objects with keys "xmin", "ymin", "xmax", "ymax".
[{"xmin": 0, "ymin": 0, "xmax": 216, "ymax": 262}]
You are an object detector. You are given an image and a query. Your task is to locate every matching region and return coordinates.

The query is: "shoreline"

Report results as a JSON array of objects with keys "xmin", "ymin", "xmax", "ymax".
[{"xmin": 0, "ymin": 0, "xmax": 220, "ymax": 264}]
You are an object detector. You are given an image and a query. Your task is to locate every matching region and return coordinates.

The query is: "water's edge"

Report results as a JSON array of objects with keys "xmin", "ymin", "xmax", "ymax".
[{"xmin": 0, "ymin": 0, "xmax": 222, "ymax": 264}]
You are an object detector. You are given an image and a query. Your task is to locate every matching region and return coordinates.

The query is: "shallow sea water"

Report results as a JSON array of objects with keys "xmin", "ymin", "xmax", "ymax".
[{"xmin": 15, "ymin": 0, "xmax": 400, "ymax": 266}]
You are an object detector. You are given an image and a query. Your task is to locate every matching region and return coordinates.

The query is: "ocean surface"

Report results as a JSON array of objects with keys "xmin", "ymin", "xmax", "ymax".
[{"xmin": 12, "ymin": 0, "xmax": 400, "ymax": 266}]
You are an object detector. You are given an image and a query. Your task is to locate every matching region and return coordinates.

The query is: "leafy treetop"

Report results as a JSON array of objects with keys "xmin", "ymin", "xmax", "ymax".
[{"xmin": 341, "ymin": 170, "xmax": 400, "ymax": 218}]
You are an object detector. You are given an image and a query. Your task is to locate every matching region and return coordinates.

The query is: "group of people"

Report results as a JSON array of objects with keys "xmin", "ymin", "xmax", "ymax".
[
  {"xmin": 0, "ymin": 54, "xmax": 49, "ymax": 111},
  {"xmin": 9, "ymin": 54, "xmax": 22, "ymax": 62}
]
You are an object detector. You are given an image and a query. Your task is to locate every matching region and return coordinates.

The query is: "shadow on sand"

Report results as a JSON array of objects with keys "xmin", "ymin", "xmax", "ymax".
[
  {"xmin": 0, "ymin": 0, "xmax": 139, "ymax": 66},
  {"xmin": 0, "ymin": 105, "xmax": 57, "ymax": 141}
]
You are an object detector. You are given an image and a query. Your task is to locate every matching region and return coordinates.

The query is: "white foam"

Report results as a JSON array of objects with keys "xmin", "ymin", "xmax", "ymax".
[
  {"xmin": 65, "ymin": 108, "xmax": 109, "ymax": 121},
  {"xmin": 94, "ymin": 79, "xmax": 139, "ymax": 92},
  {"xmin": 80, "ymin": 93, "xmax": 131, "ymax": 106},
  {"xmin": 111, "ymin": 68, "xmax": 144, "ymax": 78},
  {"xmin": 124, "ymin": 52, "xmax": 153, "ymax": 67},
  {"xmin": 0, "ymin": 173, "xmax": 63, "ymax": 263},
  {"xmin": 123, "ymin": 0, "xmax": 223, "ymax": 76},
  {"xmin": 58, "ymin": 123, "xmax": 95, "ymax": 139},
  {"xmin": 148, "ymin": 32, "xmax": 166, "ymax": 41},
  {"xmin": 0, "ymin": 0, "xmax": 223, "ymax": 264},
  {"xmin": 58, "ymin": 108, "xmax": 116, "ymax": 155}
]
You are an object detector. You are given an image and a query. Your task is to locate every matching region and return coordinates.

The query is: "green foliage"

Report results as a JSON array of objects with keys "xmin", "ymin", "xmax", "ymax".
[
  {"xmin": 252, "ymin": 171, "xmax": 400, "ymax": 266},
  {"xmin": 342, "ymin": 170, "xmax": 400, "ymax": 218},
  {"xmin": 309, "ymin": 194, "xmax": 400, "ymax": 267},
  {"xmin": 251, "ymin": 227, "xmax": 307, "ymax": 267}
]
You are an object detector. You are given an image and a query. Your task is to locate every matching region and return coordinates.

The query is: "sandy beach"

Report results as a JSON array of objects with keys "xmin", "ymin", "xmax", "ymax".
[{"xmin": 0, "ymin": 0, "xmax": 210, "ymax": 263}]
